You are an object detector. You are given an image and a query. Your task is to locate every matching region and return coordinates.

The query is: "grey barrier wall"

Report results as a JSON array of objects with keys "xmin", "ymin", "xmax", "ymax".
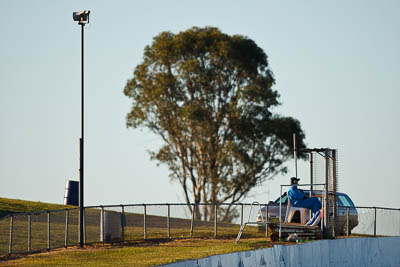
[
  {"xmin": 1, "ymin": 204, "xmax": 400, "ymax": 257},
  {"xmin": 161, "ymin": 237, "xmax": 400, "ymax": 267}
]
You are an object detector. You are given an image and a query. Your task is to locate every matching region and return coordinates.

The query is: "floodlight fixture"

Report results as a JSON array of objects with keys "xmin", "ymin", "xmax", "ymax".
[{"xmin": 73, "ymin": 10, "xmax": 90, "ymax": 24}]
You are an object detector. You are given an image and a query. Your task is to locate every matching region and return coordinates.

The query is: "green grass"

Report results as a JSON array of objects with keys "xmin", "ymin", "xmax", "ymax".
[
  {"xmin": 0, "ymin": 198, "xmax": 70, "ymax": 218},
  {"xmin": 2, "ymin": 238, "xmax": 276, "ymax": 267}
]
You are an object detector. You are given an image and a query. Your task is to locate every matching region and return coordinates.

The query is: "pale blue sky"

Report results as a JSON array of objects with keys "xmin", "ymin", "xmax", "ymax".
[{"xmin": 1, "ymin": 1, "xmax": 399, "ymax": 208}]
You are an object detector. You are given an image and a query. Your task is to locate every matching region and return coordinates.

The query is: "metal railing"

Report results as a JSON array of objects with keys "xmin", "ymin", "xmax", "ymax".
[
  {"xmin": 0, "ymin": 203, "xmax": 268, "ymax": 256},
  {"xmin": 1, "ymin": 203, "xmax": 399, "ymax": 256}
]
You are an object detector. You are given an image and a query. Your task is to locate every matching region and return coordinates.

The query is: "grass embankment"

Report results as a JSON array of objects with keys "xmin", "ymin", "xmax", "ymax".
[
  {"xmin": 0, "ymin": 198, "xmax": 68, "ymax": 218},
  {"xmin": 2, "ymin": 238, "xmax": 276, "ymax": 267}
]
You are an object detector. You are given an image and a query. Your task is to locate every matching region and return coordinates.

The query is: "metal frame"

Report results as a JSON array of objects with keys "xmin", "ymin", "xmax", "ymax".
[{"xmin": 296, "ymin": 147, "xmax": 339, "ymax": 238}]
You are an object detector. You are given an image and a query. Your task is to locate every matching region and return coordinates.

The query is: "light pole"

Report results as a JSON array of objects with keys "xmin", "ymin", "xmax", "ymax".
[{"xmin": 73, "ymin": 10, "xmax": 90, "ymax": 248}]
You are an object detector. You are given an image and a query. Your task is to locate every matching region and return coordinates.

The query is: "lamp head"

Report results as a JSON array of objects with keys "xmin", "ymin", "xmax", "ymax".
[{"xmin": 73, "ymin": 10, "xmax": 90, "ymax": 24}]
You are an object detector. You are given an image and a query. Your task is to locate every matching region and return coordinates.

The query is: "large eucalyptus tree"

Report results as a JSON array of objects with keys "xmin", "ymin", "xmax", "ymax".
[{"xmin": 124, "ymin": 27, "xmax": 306, "ymax": 221}]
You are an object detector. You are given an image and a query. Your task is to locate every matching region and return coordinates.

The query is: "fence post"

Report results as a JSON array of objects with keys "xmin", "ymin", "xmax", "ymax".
[
  {"xmin": 167, "ymin": 204, "xmax": 170, "ymax": 239},
  {"xmin": 346, "ymin": 207, "xmax": 350, "ymax": 237},
  {"xmin": 266, "ymin": 205, "xmax": 269, "ymax": 237},
  {"xmin": 28, "ymin": 214, "xmax": 31, "ymax": 252},
  {"xmin": 8, "ymin": 215, "xmax": 13, "ymax": 255},
  {"xmin": 83, "ymin": 208, "xmax": 86, "ymax": 245},
  {"xmin": 143, "ymin": 204, "xmax": 147, "ymax": 240},
  {"xmin": 190, "ymin": 204, "xmax": 195, "ymax": 238},
  {"xmin": 101, "ymin": 206, "xmax": 105, "ymax": 246},
  {"xmin": 65, "ymin": 209, "xmax": 69, "ymax": 247},
  {"xmin": 240, "ymin": 204, "xmax": 244, "ymax": 226},
  {"xmin": 214, "ymin": 203, "xmax": 218, "ymax": 238},
  {"xmin": 47, "ymin": 212, "xmax": 51, "ymax": 250},
  {"xmin": 121, "ymin": 205, "xmax": 125, "ymax": 243},
  {"xmin": 374, "ymin": 207, "xmax": 377, "ymax": 237}
]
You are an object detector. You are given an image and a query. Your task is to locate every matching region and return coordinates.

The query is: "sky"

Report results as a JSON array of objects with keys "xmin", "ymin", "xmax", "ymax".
[{"xmin": 0, "ymin": 0, "xmax": 399, "ymax": 209}]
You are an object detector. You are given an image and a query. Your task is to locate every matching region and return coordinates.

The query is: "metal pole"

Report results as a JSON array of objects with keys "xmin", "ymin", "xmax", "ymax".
[
  {"xmin": 9, "ymin": 216, "xmax": 13, "ymax": 255},
  {"xmin": 214, "ymin": 203, "xmax": 218, "ymax": 238},
  {"xmin": 79, "ymin": 21, "xmax": 85, "ymax": 249},
  {"xmin": 279, "ymin": 185, "xmax": 282, "ymax": 239},
  {"xmin": 321, "ymin": 185, "xmax": 325, "ymax": 237},
  {"xmin": 331, "ymin": 150, "xmax": 337, "ymax": 238},
  {"xmin": 240, "ymin": 204, "xmax": 244, "ymax": 226},
  {"xmin": 167, "ymin": 204, "xmax": 170, "ymax": 239},
  {"xmin": 374, "ymin": 207, "xmax": 377, "ymax": 237},
  {"xmin": 143, "ymin": 205, "xmax": 147, "ymax": 240},
  {"xmin": 324, "ymin": 151, "xmax": 329, "ymax": 237},
  {"xmin": 346, "ymin": 207, "xmax": 350, "ymax": 237},
  {"xmin": 47, "ymin": 212, "xmax": 51, "ymax": 250},
  {"xmin": 121, "ymin": 205, "xmax": 125, "ymax": 242},
  {"xmin": 293, "ymin": 133, "xmax": 297, "ymax": 178},
  {"xmin": 308, "ymin": 152, "xmax": 313, "ymax": 220},
  {"xmin": 309, "ymin": 152, "xmax": 313, "ymax": 195},
  {"xmin": 190, "ymin": 204, "xmax": 195, "ymax": 238},
  {"xmin": 101, "ymin": 206, "xmax": 105, "ymax": 245},
  {"xmin": 83, "ymin": 208, "xmax": 86, "ymax": 245},
  {"xmin": 28, "ymin": 215, "xmax": 31, "ymax": 252},
  {"xmin": 266, "ymin": 205, "xmax": 269, "ymax": 237},
  {"xmin": 65, "ymin": 209, "xmax": 69, "ymax": 247}
]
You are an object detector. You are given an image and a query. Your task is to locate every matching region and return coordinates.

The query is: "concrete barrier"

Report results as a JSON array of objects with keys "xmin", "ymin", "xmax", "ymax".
[{"xmin": 161, "ymin": 237, "xmax": 400, "ymax": 267}]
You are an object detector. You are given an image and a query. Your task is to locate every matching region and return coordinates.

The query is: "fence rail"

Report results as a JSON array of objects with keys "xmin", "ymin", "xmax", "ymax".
[{"xmin": 1, "ymin": 203, "xmax": 399, "ymax": 257}]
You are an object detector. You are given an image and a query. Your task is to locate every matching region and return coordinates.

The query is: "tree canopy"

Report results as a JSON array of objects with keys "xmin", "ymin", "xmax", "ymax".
[{"xmin": 124, "ymin": 27, "xmax": 306, "ymax": 220}]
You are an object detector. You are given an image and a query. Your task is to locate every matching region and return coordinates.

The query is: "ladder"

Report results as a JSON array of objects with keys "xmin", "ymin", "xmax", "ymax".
[{"xmin": 235, "ymin": 202, "xmax": 269, "ymax": 244}]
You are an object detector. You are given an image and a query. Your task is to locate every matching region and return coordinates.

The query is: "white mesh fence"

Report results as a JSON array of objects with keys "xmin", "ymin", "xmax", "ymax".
[{"xmin": 351, "ymin": 207, "xmax": 400, "ymax": 237}]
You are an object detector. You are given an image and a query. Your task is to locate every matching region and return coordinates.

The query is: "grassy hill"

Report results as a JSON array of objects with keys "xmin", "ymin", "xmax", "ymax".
[{"xmin": 0, "ymin": 197, "xmax": 69, "ymax": 218}]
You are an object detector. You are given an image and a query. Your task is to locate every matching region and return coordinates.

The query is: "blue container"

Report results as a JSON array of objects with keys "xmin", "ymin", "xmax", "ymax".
[{"xmin": 64, "ymin": 180, "xmax": 79, "ymax": 206}]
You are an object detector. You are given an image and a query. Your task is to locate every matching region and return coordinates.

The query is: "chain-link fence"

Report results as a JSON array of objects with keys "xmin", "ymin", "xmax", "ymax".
[
  {"xmin": 350, "ymin": 207, "xmax": 400, "ymax": 237},
  {"xmin": 1, "ymin": 204, "xmax": 399, "ymax": 257},
  {"xmin": 0, "ymin": 208, "xmax": 80, "ymax": 256}
]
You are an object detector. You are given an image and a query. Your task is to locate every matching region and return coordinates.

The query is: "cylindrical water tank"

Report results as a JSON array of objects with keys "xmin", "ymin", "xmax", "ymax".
[
  {"xmin": 100, "ymin": 211, "xmax": 121, "ymax": 242},
  {"xmin": 64, "ymin": 180, "xmax": 79, "ymax": 206}
]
